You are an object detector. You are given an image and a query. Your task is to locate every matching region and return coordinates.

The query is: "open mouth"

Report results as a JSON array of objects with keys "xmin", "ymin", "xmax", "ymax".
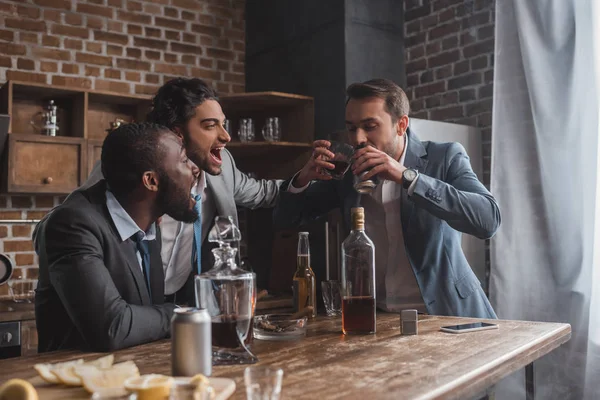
[{"xmin": 210, "ymin": 146, "xmax": 223, "ymax": 165}]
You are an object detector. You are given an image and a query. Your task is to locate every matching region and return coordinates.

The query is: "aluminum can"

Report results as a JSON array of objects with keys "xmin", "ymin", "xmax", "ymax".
[{"xmin": 171, "ymin": 307, "xmax": 212, "ymax": 377}]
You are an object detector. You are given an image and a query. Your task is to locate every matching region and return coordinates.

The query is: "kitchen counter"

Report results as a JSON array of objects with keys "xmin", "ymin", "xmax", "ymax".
[
  {"xmin": 0, "ymin": 314, "xmax": 571, "ymax": 399},
  {"xmin": 0, "ymin": 300, "xmax": 35, "ymax": 323}
]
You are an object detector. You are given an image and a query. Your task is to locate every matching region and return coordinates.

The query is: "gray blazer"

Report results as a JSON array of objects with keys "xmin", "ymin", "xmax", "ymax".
[
  {"xmin": 35, "ymin": 181, "xmax": 175, "ymax": 352},
  {"xmin": 273, "ymin": 128, "xmax": 501, "ymax": 319}
]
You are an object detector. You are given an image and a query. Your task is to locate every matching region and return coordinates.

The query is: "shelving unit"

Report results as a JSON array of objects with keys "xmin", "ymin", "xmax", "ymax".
[
  {"xmin": 220, "ymin": 91, "xmax": 314, "ymax": 179},
  {"xmin": 0, "ymin": 83, "xmax": 315, "ymax": 193},
  {"xmin": 0, "ymin": 81, "xmax": 152, "ymax": 194}
]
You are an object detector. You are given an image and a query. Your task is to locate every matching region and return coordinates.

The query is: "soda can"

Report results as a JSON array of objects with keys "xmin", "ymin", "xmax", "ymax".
[{"xmin": 171, "ymin": 307, "xmax": 212, "ymax": 377}]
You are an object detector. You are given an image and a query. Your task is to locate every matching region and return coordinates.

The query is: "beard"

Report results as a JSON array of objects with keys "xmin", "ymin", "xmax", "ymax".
[{"xmin": 156, "ymin": 170, "xmax": 198, "ymax": 223}]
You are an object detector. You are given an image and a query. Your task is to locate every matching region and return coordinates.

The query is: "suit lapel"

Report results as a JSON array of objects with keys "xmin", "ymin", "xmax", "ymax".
[
  {"xmin": 401, "ymin": 128, "xmax": 428, "ymax": 231},
  {"xmin": 206, "ymin": 174, "xmax": 238, "ymax": 226},
  {"xmin": 85, "ymin": 182, "xmax": 151, "ymax": 305}
]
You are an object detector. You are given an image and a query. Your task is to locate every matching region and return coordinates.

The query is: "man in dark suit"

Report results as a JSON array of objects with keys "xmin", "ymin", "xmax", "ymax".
[
  {"xmin": 35, "ymin": 122, "xmax": 198, "ymax": 352},
  {"xmin": 274, "ymin": 79, "xmax": 501, "ymax": 318}
]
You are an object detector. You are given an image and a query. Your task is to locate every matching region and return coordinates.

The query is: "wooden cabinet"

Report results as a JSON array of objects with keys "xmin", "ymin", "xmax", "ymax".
[
  {"xmin": 0, "ymin": 81, "xmax": 152, "ymax": 194},
  {"xmin": 5, "ymin": 134, "xmax": 85, "ymax": 193}
]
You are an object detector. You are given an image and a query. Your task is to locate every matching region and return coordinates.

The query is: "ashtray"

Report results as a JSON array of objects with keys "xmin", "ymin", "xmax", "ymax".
[{"xmin": 253, "ymin": 314, "xmax": 308, "ymax": 341}]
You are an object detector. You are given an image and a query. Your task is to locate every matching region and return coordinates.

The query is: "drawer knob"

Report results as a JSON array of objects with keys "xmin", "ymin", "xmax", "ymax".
[{"xmin": 43, "ymin": 177, "xmax": 53, "ymax": 184}]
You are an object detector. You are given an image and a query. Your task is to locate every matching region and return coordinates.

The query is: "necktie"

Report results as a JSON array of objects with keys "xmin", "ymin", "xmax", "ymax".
[
  {"xmin": 131, "ymin": 231, "xmax": 152, "ymax": 298},
  {"xmin": 192, "ymin": 194, "xmax": 202, "ymax": 275}
]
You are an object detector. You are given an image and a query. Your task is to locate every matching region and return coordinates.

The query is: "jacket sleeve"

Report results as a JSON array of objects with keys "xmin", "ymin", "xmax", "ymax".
[
  {"xmin": 272, "ymin": 177, "xmax": 342, "ymax": 231},
  {"xmin": 409, "ymin": 142, "xmax": 501, "ymax": 239},
  {"xmin": 42, "ymin": 207, "xmax": 175, "ymax": 352},
  {"xmin": 225, "ymin": 149, "xmax": 282, "ymax": 209}
]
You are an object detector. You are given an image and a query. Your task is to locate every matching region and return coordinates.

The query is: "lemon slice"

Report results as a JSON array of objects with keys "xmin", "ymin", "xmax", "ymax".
[
  {"xmin": 0, "ymin": 379, "xmax": 38, "ymax": 400},
  {"xmin": 33, "ymin": 359, "xmax": 83, "ymax": 384},
  {"xmin": 189, "ymin": 374, "xmax": 209, "ymax": 387},
  {"xmin": 124, "ymin": 374, "xmax": 174, "ymax": 400},
  {"xmin": 53, "ymin": 354, "xmax": 115, "ymax": 386},
  {"xmin": 80, "ymin": 361, "xmax": 140, "ymax": 395}
]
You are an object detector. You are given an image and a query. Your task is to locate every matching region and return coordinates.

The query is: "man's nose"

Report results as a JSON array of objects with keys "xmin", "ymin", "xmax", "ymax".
[
  {"xmin": 350, "ymin": 130, "xmax": 368, "ymax": 147},
  {"xmin": 190, "ymin": 160, "xmax": 200, "ymax": 178},
  {"xmin": 220, "ymin": 125, "xmax": 231, "ymax": 143}
]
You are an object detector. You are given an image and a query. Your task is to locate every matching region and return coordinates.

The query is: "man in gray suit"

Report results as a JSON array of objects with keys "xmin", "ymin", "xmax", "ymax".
[
  {"xmin": 35, "ymin": 123, "xmax": 198, "ymax": 352},
  {"xmin": 81, "ymin": 78, "xmax": 280, "ymax": 304},
  {"xmin": 273, "ymin": 79, "xmax": 501, "ymax": 318}
]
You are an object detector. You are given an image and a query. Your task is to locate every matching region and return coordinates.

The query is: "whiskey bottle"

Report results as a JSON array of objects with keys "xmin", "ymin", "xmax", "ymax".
[{"xmin": 341, "ymin": 207, "xmax": 376, "ymax": 334}]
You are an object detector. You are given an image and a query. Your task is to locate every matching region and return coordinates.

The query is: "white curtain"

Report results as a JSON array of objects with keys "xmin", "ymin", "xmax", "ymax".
[{"xmin": 490, "ymin": 0, "xmax": 600, "ymax": 398}]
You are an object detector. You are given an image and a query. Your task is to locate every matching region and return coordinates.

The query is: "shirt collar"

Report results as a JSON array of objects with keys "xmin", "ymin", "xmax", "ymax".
[
  {"xmin": 399, "ymin": 133, "xmax": 408, "ymax": 167},
  {"xmin": 105, "ymin": 190, "xmax": 156, "ymax": 242},
  {"xmin": 191, "ymin": 170, "xmax": 208, "ymax": 196}
]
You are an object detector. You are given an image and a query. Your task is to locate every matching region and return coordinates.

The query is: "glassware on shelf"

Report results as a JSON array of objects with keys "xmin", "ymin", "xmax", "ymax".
[
  {"xmin": 238, "ymin": 118, "xmax": 255, "ymax": 142},
  {"xmin": 261, "ymin": 117, "xmax": 281, "ymax": 142},
  {"xmin": 30, "ymin": 100, "xmax": 59, "ymax": 136},
  {"xmin": 194, "ymin": 216, "xmax": 258, "ymax": 365}
]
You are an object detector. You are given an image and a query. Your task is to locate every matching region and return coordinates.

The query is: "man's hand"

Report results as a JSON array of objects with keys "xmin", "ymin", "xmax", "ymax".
[
  {"xmin": 352, "ymin": 145, "xmax": 406, "ymax": 184},
  {"xmin": 292, "ymin": 140, "xmax": 336, "ymax": 188}
]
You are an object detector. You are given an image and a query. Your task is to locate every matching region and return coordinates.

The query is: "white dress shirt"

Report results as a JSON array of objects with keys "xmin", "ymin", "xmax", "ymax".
[
  {"xmin": 161, "ymin": 171, "xmax": 216, "ymax": 295},
  {"xmin": 105, "ymin": 190, "xmax": 156, "ymax": 272},
  {"xmin": 289, "ymin": 136, "xmax": 425, "ymax": 312}
]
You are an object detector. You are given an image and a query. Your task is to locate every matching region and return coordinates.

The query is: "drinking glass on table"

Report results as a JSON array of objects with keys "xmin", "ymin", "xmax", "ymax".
[
  {"xmin": 321, "ymin": 280, "xmax": 342, "ymax": 317},
  {"xmin": 322, "ymin": 141, "xmax": 354, "ymax": 180},
  {"xmin": 244, "ymin": 366, "xmax": 284, "ymax": 400}
]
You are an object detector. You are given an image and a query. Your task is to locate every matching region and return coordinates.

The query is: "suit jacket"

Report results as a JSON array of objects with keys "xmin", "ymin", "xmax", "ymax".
[
  {"xmin": 47, "ymin": 148, "xmax": 281, "ymax": 305},
  {"xmin": 35, "ymin": 181, "xmax": 175, "ymax": 352},
  {"xmin": 273, "ymin": 128, "xmax": 501, "ymax": 319}
]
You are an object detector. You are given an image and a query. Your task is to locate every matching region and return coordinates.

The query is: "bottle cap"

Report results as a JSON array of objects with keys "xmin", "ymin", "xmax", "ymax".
[{"xmin": 351, "ymin": 207, "xmax": 365, "ymax": 228}]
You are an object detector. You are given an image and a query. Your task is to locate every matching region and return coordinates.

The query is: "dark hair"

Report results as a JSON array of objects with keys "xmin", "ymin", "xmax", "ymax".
[
  {"xmin": 346, "ymin": 78, "xmax": 410, "ymax": 121},
  {"xmin": 101, "ymin": 122, "xmax": 174, "ymax": 196},
  {"xmin": 146, "ymin": 78, "xmax": 219, "ymax": 130}
]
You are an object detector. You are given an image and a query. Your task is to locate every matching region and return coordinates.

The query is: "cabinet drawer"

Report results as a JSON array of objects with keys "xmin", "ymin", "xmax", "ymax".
[{"xmin": 5, "ymin": 134, "xmax": 86, "ymax": 194}]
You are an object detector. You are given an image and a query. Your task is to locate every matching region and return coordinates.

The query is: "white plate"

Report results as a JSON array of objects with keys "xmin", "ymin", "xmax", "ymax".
[{"xmin": 172, "ymin": 377, "xmax": 236, "ymax": 400}]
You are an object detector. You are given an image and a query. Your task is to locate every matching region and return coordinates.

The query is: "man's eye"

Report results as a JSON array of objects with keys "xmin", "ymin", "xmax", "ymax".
[
  {"xmin": 206, "ymin": 124, "xmax": 216, "ymax": 129},
  {"xmin": 364, "ymin": 125, "xmax": 377, "ymax": 131}
]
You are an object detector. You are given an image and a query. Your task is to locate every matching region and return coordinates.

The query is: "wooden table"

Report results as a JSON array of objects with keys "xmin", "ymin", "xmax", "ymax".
[{"xmin": 0, "ymin": 314, "xmax": 571, "ymax": 400}]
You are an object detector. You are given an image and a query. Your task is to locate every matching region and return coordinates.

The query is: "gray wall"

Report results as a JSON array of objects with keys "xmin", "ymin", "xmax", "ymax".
[{"xmin": 245, "ymin": 0, "xmax": 405, "ymax": 139}]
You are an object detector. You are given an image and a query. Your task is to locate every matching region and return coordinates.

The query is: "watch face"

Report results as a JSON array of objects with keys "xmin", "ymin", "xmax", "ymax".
[{"xmin": 404, "ymin": 169, "xmax": 417, "ymax": 181}]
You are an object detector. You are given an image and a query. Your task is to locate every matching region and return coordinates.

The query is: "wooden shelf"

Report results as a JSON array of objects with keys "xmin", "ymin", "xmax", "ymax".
[{"xmin": 220, "ymin": 91, "xmax": 313, "ymax": 111}]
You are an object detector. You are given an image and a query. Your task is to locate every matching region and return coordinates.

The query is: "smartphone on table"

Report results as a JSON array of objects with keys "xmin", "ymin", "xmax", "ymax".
[{"xmin": 440, "ymin": 322, "xmax": 498, "ymax": 334}]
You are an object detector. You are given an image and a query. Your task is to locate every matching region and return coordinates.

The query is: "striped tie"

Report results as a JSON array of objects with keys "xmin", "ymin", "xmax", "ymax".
[{"xmin": 191, "ymin": 194, "xmax": 202, "ymax": 275}]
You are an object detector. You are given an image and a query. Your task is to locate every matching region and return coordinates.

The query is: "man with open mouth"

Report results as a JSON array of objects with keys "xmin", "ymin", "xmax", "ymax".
[{"xmin": 34, "ymin": 78, "xmax": 281, "ymax": 306}]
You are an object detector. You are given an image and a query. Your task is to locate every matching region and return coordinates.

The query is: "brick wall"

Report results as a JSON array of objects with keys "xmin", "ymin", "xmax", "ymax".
[
  {"xmin": 404, "ymin": 0, "xmax": 494, "ymax": 187},
  {"xmin": 0, "ymin": 0, "xmax": 245, "ymax": 300}
]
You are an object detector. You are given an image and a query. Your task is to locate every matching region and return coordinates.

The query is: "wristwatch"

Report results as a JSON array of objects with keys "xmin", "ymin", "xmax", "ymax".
[{"xmin": 402, "ymin": 168, "xmax": 419, "ymax": 190}]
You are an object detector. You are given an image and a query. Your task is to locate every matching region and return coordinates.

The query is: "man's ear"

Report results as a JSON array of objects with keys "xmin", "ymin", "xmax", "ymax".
[
  {"xmin": 142, "ymin": 171, "xmax": 159, "ymax": 192},
  {"xmin": 172, "ymin": 126, "xmax": 184, "ymax": 140},
  {"xmin": 396, "ymin": 115, "xmax": 409, "ymax": 136}
]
